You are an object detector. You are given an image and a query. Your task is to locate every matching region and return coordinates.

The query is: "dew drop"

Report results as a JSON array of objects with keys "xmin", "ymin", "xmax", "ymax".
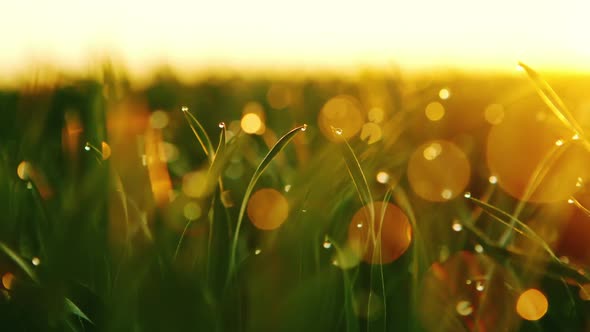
[
  {"xmin": 488, "ymin": 175, "xmax": 498, "ymax": 184},
  {"xmin": 84, "ymin": 143, "xmax": 91, "ymax": 151},
  {"xmin": 476, "ymin": 280, "xmax": 485, "ymax": 291},
  {"xmin": 301, "ymin": 124, "xmax": 308, "ymax": 132},
  {"xmin": 560, "ymin": 256, "xmax": 570, "ymax": 264},
  {"xmin": 254, "ymin": 248, "xmax": 262, "ymax": 255},
  {"xmin": 452, "ymin": 221, "xmax": 463, "ymax": 232},
  {"xmin": 32, "ymin": 257, "xmax": 40, "ymax": 266},
  {"xmin": 334, "ymin": 127, "xmax": 343, "ymax": 135},
  {"xmin": 456, "ymin": 300, "xmax": 473, "ymax": 316},
  {"xmin": 26, "ymin": 182, "xmax": 33, "ymax": 189},
  {"xmin": 181, "ymin": 106, "xmax": 189, "ymax": 112},
  {"xmin": 356, "ymin": 223, "xmax": 363, "ymax": 228},
  {"xmin": 572, "ymin": 133, "xmax": 580, "ymax": 140},
  {"xmin": 284, "ymin": 184, "xmax": 292, "ymax": 192},
  {"xmin": 576, "ymin": 177, "xmax": 584, "ymax": 188},
  {"xmin": 218, "ymin": 122, "xmax": 226, "ymax": 128},
  {"xmin": 568, "ymin": 198, "xmax": 575, "ymax": 204},
  {"xmin": 323, "ymin": 240, "xmax": 332, "ymax": 249},
  {"xmin": 466, "ymin": 279, "xmax": 472, "ymax": 285},
  {"xmin": 463, "ymin": 192, "xmax": 472, "ymax": 198},
  {"xmin": 474, "ymin": 244, "xmax": 484, "ymax": 253},
  {"xmin": 555, "ymin": 139, "xmax": 564, "ymax": 146}
]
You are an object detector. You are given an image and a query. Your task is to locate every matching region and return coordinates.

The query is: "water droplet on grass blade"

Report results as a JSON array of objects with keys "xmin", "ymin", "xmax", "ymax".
[
  {"xmin": 456, "ymin": 300, "xmax": 473, "ymax": 316},
  {"xmin": 476, "ymin": 281, "xmax": 485, "ymax": 291}
]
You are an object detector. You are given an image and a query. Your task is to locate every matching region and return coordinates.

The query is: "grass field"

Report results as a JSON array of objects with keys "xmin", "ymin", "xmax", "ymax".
[{"xmin": 1, "ymin": 65, "xmax": 590, "ymax": 331}]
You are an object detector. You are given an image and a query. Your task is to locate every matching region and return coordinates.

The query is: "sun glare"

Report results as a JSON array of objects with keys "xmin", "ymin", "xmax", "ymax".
[{"xmin": 1, "ymin": 0, "xmax": 590, "ymax": 84}]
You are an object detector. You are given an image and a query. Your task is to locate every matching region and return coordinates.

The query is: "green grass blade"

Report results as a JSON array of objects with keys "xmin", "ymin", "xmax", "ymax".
[
  {"xmin": 339, "ymin": 136, "xmax": 374, "ymax": 223},
  {"xmin": 227, "ymin": 124, "xmax": 307, "ymax": 282},
  {"xmin": 0, "ymin": 241, "xmax": 39, "ymax": 283},
  {"xmin": 518, "ymin": 62, "xmax": 586, "ymax": 139},
  {"xmin": 465, "ymin": 195, "xmax": 558, "ymax": 260},
  {"xmin": 206, "ymin": 122, "xmax": 227, "ymax": 192},
  {"xmin": 65, "ymin": 297, "xmax": 94, "ymax": 324},
  {"xmin": 182, "ymin": 106, "xmax": 215, "ymax": 159},
  {"xmin": 462, "ymin": 222, "xmax": 590, "ymax": 284}
]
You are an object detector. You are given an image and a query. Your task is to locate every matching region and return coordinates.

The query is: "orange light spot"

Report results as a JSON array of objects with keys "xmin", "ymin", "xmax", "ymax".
[
  {"xmin": 348, "ymin": 202, "xmax": 411, "ymax": 264},
  {"xmin": 516, "ymin": 288, "xmax": 548, "ymax": 321},
  {"xmin": 247, "ymin": 188, "xmax": 289, "ymax": 230}
]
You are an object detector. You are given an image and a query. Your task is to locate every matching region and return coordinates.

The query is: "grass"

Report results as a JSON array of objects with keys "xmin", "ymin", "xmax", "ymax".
[{"xmin": 1, "ymin": 66, "xmax": 590, "ymax": 331}]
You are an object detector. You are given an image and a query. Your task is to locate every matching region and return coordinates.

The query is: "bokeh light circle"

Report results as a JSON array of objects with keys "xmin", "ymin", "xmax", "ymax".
[
  {"xmin": 17, "ymin": 161, "xmax": 32, "ymax": 180},
  {"xmin": 486, "ymin": 110, "xmax": 590, "ymax": 203},
  {"xmin": 318, "ymin": 95, "xmax": 363, "ymax": 142},
  {"xmin": 347, "ymin": 202, "xmax": 411, "ymax": 264},
  {"xmin": 408, "ymin": 140, "xmax": 471, "ymax": 202},
  {"xmin": 516, "ymin": 288, "xmax": 548, "ymax": 321},
  {"xmin": 425, "ymin": 101, "xmax": 445, "ymax": 121},
  {"xmin": 247, "ymin": 188, "xmax": 289, "ymax": 230}
]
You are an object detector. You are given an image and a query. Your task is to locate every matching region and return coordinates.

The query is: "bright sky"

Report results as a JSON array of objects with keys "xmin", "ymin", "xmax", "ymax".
[{"xmin": 2, "ymin": 0, "xmax": 589, "ymax": 82}]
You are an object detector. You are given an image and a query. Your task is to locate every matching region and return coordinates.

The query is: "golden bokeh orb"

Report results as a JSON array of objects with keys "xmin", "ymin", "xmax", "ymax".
[
  {"xmin": 318, "ymin": 95, "xmax": 363, "ymax": 142},
  {"xmin": 347, "ymin": 202, "xmax": 411, "ymax": 264},
  {"xmin": 247, "ymin": 188, "xmax": 289, "ymax": 230},
  {"xmin": 516, "ymin": 288, "xmax": 548, "ymax": 321},
  {"xmin": 182, "ymin": 170, "xmax": 209, "ymax": 198},
  {"xmin": 408, "ymin": 140, "xmax": 471, "ymax": 202},
  {"xmin": 486, "ymin": 110, "xmax": 590, "ymax": 203},
  {"xmin": 17, "ymin": 161, "xmax": 31, "ymax": 180},
  {"xmin": 241, "ymin": 113, "xmax": 263, "ymax": 134},
  {"xmin": 425, "ymin": 101, "xmax": 445, "ymax": 121}
]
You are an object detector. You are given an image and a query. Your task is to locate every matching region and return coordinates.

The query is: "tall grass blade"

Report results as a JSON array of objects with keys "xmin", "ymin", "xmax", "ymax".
[
  {"xmin": 461, "ymin": 222, "xmax": 590, "ymax": 284},
  {"xmin": 227, "ymin": 124, "xmax": 307, "ymax": 282},
  {"xmin": 518, "ymin": 62, "xmax": 586, "ymax": 139},
  {"xmin": 466, "ymin": 195, "xmax": 558, "ymax": 260},
  {"xmin": 339, "ymin": 137, "xmax": 374, "ymax": 223},
  {"xmin": 65, "ymin": 297, "xmax": 94, "ymax": 324},
  {"xmin": 182, "ymin": 107, "xmax": 215, "ymax": 159},
  {"xmin": 0, "ymin": 241, "xmax": 38, "ymax": 283}
]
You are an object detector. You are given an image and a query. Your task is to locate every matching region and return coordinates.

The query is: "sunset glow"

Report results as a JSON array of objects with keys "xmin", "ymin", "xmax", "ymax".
[{"xmin": 2, "ymin": 0, "xmax": 590, "ymax": 84}]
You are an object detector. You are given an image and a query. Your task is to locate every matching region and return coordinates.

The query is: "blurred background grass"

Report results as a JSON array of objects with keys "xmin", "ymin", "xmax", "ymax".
[{"xmin": 2, "ymin": 65, "xmax": 590, "ymax": 331}]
